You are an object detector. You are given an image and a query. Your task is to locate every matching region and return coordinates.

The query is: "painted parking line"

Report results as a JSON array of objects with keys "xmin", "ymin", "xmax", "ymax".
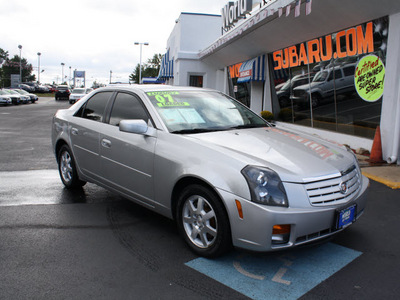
[{"xmin": 186, "ymin": 243, "xmax": 361, "ymax": 300}]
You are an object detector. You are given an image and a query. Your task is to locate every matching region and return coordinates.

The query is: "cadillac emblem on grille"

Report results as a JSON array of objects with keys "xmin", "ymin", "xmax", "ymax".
[{"xmin": 339, "ymin": 181, "xmax": 348, "ymax": 194}]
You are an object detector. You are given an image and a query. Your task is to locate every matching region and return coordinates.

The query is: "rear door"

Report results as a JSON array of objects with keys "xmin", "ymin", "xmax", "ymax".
[
  {"xmin": 70, "ymin": 91, "xmax": 113, "ymax": 181},
  {"xmin": 99, "ymin": 92, "xmax": 157, "ymax": 205}
]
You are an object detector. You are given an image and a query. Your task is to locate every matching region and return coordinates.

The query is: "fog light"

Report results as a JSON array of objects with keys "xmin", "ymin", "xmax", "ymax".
[{"xmin": 272, "ymin": 224, "xmax": 291, "ymax": 244}]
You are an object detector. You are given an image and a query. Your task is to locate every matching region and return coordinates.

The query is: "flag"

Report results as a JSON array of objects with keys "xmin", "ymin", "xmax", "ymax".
[
  {"xmin": 306, "ymin": 0, "xmax": 312, "ymax": 15},
  {"xmin": 286, "ymin": 4, "xmax": 291, "ymax": 17},
  {"xmin": 278, "ymin": 7, "xmax": 283, "ymax": 17},
  {"xmin": 295, "ymin": 0, "xmax": 301, "ymax": 17}
]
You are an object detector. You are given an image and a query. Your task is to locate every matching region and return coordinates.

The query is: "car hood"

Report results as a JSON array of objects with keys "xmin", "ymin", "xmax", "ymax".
[
  {"xmin": 186, "ymin": 126, "xmax": 355, "ymax": 183},
  {"xmin": 295, "ymin": 81, "xmax": 324, "ymax": 91}
]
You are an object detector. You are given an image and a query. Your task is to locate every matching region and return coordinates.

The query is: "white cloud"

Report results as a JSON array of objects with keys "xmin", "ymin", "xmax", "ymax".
[{"xmin": 0, "ymin": 0, "xmax": 227, "ymax": 85}]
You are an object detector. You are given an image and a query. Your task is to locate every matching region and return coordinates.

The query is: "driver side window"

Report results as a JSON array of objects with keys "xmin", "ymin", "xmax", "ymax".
[{"xmin": 109, "ymin": 92, "xmax": 150, "ymax": 126}]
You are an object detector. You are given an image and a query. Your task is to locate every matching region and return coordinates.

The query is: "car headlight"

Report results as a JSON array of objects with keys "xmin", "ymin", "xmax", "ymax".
[{"xmin": 241, "ymin": 166, "xmax": 288, "ymax": 207}]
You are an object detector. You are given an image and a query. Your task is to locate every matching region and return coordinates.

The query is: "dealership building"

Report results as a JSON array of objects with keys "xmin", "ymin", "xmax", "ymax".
[{"xmin": 157, "ymin": 0, "xmax": 400, "ymax": 165}]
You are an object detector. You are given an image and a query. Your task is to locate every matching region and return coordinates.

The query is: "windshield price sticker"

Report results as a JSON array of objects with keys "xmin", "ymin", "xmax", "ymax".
[
  {"xmin": 147, "ymin": 92, "xmax": 190, "ymax": 108},
  {"xmin": 147, "ymin": 91, "xmax": 180, "ymax": 96},
  {"xmin": 157, "ymin": 102, "xmax": 190, "ymax": 107}
]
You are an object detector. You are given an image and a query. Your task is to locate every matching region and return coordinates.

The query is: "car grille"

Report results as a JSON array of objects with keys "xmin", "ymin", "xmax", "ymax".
[{"xmin": 305, "ymin": 165, "xmax": 361, "ymax": 206}]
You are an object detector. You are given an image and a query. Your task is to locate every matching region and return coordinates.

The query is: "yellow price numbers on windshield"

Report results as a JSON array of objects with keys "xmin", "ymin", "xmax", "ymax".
[{"xmin": 147, "ymin": 92, "xmax": 190, "ymax": 107}]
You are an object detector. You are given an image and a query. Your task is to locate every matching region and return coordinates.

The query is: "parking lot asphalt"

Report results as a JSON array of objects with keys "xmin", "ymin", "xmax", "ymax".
[{"xmin": 1, "ymin": 97, "xmax": 399, "ymax": 300}]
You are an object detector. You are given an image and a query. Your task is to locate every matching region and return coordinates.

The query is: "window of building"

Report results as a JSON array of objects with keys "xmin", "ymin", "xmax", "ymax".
[
  {"xmin": 189, "ymin": 75, "xmax": 203, "ymax": 87},
  {"xmin": 227, "ymin": 64, "xmax": 251, "ymax": 107},
  {"xmin": 269, "ymin": 17, "xmax": 388, "ymax": 139}
]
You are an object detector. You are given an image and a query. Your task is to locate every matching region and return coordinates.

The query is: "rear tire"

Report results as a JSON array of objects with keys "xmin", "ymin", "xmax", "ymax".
[
  {"xmin": 57, "ymin": 145, "xmax": 86, "ymax": 189},
  {"xmin": 176, "ymin": 184, "xmax": 232, "ymax": 257},
  {"xmin": 311, "ymin": 94, "xmax": 321, "ymax": 108}
]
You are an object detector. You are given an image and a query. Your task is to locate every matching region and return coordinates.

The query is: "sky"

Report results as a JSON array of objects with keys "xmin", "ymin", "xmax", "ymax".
[{"xmin": 0, "ymin": 0, "xmax": 228, "ymax": 86}]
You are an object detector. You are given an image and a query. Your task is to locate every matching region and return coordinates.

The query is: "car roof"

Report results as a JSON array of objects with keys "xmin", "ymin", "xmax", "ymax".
[{"xmin": 103, "ymin": 84, "xmax": 215, "ymax": 93}]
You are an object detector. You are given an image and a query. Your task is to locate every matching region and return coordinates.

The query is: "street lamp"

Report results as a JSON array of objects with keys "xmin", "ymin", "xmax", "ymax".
[
  {"xmin": 110, "ymin": 70, "xmax": 112, "ymax": 84},
  {"xmin": 69, "ymin": 66, "xmax": 72, "ymax": 86},
  {"xmin": 37, "ymin": 52, "xmax": 41, "ymax": 84},
  {"xmin": 18, "ymin": 45, "xmax": 22, "ymax": 83},
  {"xmin": 61, "ymin": 63, "xmax": 65, "ymax": 84},
  {"xmin": 134, "ymin": 42, "xmax": 149, "ymax": 84}
]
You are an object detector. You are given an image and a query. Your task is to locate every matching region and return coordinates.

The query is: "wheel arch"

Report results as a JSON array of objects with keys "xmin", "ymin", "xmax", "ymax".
[
  {"xmin": 171, "ymin": 176, "xmax": 230, "ymax": 222},
  {"xmin": 54, "ymin": 139, "xmax": 69, "ymax": 163}
]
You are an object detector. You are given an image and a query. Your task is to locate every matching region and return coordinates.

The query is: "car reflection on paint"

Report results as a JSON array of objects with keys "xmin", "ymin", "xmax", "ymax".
[{"xmin": 51, "ymin": 85, "xmax": 368, "ymax": 257}]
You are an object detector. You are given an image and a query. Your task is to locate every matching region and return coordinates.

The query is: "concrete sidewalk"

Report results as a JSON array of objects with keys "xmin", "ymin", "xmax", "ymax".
[{"xmin": 357, "ymin": 155, "xmax": 400, "ymax": 189}]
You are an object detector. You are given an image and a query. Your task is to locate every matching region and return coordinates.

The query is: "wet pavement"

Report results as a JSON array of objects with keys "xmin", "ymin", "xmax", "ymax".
[{"xmin": 0, "ymin": 170, "xmax": 119, "ymax": 206}]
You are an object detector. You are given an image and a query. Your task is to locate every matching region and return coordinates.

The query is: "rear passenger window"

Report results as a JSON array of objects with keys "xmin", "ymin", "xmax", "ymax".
[
  {"xmin": 109, "ymin": 92, "xmax": 150, "ymax": 126},
  {"xmin": 343, "ymin": 66, "xmax": 355, "ymax": 77},
  {"xmin": 77, "ymin": 92, "xmax": 112, "ymax": 122}
]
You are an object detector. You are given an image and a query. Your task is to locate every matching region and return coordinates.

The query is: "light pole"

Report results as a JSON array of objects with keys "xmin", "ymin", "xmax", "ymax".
[
  {"xmin": 134, "ymin": 42, "xmax": 149, "ymax": 84},
  {"xmin": 18, "ymin": 45, "xmax": 22, "ymax": 83},
  {"xmin": 61, "ymin": 63, "xmax": 65, "ymax": 84},
  {"xmin": 110, "ymin": 70, "xmax": 112, "ymax": 84},
  {"xmin": 37, "ymin": 52, "xmax": 41, "ymax": 84},
  {"xmin": 69, "ymin": 66, "xmax": 72, "ymax": 86}
]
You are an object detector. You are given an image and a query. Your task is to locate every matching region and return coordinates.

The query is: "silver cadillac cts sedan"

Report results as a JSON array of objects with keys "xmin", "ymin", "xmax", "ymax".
[{"xmin": 52, "ymin": 85, "xmax": 368, "ymax": 257}]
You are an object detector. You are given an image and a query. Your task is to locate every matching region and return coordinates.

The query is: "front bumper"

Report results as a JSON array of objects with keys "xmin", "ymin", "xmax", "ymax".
[{"xmin": 219, "ymin": 175, "xmax": 369, "ymax": 252}]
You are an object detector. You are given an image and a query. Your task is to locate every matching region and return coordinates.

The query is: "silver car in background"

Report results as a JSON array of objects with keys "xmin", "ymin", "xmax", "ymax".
[
  {"xmin": 69, "ymin": 87, "xmax": 93, "ymax": 104},
  {"xmin": 52, "ymin": 85, "xmax": 368, "ymax": 257}
]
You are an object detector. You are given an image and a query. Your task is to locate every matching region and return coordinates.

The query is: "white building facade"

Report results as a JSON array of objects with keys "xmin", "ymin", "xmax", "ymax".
[{"xmin": 159, "ymin": 0, "xmax": 400, "ymax": 165}]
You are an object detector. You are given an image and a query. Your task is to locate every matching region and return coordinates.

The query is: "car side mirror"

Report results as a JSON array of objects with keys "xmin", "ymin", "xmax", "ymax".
[{"xmin": 119, "ymin": 119, "xmax": 155, "ymax": 136}]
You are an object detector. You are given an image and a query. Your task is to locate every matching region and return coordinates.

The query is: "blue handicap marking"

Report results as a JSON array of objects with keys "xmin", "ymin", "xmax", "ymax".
[{"xmin": 185, "ymin": 243, "xmax": 361, "ymax": 300}]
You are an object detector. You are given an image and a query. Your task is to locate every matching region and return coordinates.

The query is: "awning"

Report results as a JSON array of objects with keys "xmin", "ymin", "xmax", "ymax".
[
  {"xmin": 142, "ymin": 77, "xmax": 165, "ymax": 84},
  {"xmin": 157, "ymin": 50, "xmax": 174, "ymax": 80},
  {"xmin": 237, "ymin": 55, "xmax": 265, "ymax": 83}
]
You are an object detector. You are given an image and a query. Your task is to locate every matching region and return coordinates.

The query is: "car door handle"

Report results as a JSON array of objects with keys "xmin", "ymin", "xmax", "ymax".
[
  {"xmin": 101, "ymin": 139, "xmax": 112, "ymax": 148},
  {"xmin": 71, "ymin": 128, "xmax": 78, "ymax": 135}
]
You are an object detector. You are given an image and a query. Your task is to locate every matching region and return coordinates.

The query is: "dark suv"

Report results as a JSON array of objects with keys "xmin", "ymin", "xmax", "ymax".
[{"xmin": 55, "ymin": 85, "xmax": 71, "ymax": 100}]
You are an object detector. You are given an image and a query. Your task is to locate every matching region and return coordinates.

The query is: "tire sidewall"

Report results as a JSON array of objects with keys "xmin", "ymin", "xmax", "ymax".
[
  {"xmin": 57, "ymin": 145, "xmax": 84, "ymax": 189},
  {"xmin": 176, "ymin": 184, "xmax": 232, "ymax": 257}
]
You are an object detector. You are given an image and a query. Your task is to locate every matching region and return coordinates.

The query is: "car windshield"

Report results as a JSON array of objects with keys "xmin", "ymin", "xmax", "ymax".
[
  {"xmin": 280, "ymin": 80, "xmax": 292, "ymax": 91},
  {"xmin": 313, "ymin": 71, "xmax": 328, "ymax": 82},
  {"xmin": 15, "ymin": 89, "xmax": 28, "ymax": 94},
  {"xmin": 5, "ymin": 90, "xmax": 19, "ymax": 95},
  {"xmin": 72, "ymin": 89, "xmax": 85, "ymax": 94},
  {"xmin": 146, "ymin": 90, "xmax": 268, "ymax": 133}
]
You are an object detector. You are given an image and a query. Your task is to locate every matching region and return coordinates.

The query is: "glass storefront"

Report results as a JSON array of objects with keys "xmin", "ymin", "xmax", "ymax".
[
  {"xmin": 269, "ymin": 17, "xmax": 388, "ymax": 139},
  {"xmin": 227, "ymin": 62, "xmax": 251, "ymax": 107}
]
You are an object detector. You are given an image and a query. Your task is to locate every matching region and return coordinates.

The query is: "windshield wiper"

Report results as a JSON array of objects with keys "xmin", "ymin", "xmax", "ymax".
[
  {"xmin": 228, "ymin": 124, "xmax": 269, "ymax": 130},
  {"xmin": 171, "ymin": 128, "xmax": 227, "ymax": 134}
]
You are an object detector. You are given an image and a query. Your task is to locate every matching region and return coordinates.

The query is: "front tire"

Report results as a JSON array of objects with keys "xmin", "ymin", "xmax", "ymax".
[
  {"xmin": 57, "ymin": 145, "xmax": 86, "ymax": 189},
  {"xmin": 177, "ymin": 184, "xmax": 232, "ymax": 257}
]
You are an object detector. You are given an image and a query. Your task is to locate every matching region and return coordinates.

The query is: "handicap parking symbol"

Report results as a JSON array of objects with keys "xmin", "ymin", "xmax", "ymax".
[{"xmin": 186, "ymin": 243, "xmax": 361, "ymax": 300}]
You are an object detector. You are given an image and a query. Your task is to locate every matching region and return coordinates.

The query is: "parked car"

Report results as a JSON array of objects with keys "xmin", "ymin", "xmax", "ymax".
[
  {"xmin": 1, "ymin": 89, "xmax": 21, "ymax": 105},
  {"xmin": 0, "ymin": 90, "xmax": 12, "ymax": 105},
  {"xmin": 13, "ymin": 88, "xmax": 38, "ymax": 103},
  {"xmin": 55, "ymin": 85, "xmax": 71, "ymax": 100},
  {"xmin": 276, "ymin": 73, "xmax": 315, "ymax": 107},
  {"xmin": 45, "ymin": 84, "xmax": 57, "ymax": 93},
  {"xmin": 18, "ymin": 83, "xmax": 35, "ymax": 92},
  {"xmin": 23, "ymin": 82, "xmax": 39, "ymax": 92},
  {"xmin": 291, "ymin": 64, "xmax": 356, "ymax": 108},
  {"xmin": 36, "ymin": 85, "xmax": 49, "ymax": 93},
  {"xmin": 69, "ymin": 87, "xmax": 93, "ymax": 104},
  {"xmin": 52, "ymin": 85, "xmax": 368, "ymax": 257},
  {"xmin": 4, "ymin": 89, "xmax": 31, "ymax": 104}
]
